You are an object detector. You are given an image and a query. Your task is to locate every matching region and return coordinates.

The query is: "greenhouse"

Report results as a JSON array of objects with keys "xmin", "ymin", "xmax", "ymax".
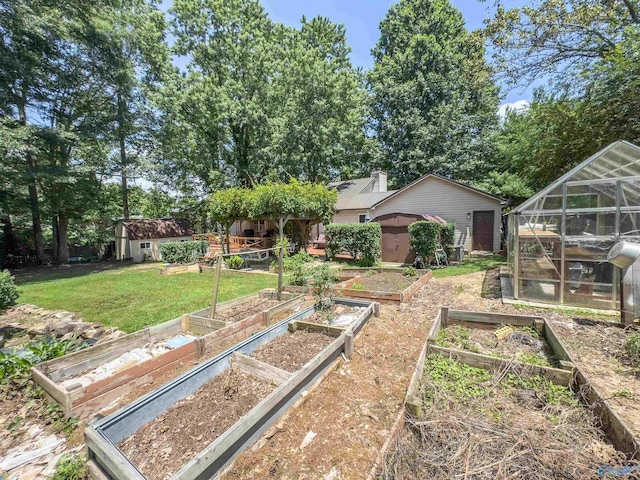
[{"xmin": 507, "ymin": 141, "xmax": 640, "ymax": 311}]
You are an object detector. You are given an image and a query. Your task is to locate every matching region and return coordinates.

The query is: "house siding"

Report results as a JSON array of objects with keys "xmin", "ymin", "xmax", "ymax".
[
  {"xmin": 369, "ymin": 176, "xmax": 502, "ymax": 252},
  {"xmin": 331, "ymin": 210, "xmax": 368, "ymax": 225}
]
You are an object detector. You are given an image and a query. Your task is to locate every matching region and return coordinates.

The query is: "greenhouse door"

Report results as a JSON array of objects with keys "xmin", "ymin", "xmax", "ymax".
[{"xmin": 473, "ymin": 211, "xmax": 494, "ymax": 251}]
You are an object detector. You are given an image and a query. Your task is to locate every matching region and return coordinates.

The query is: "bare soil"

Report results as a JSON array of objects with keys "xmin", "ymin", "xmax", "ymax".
[
  {"xmin": 438, "ymin": 323, "xmax": 557, "ymax": 367},
  {"xmin": 250, "ymin": 330, "xmax": 334, "ymax": 372},
  {"xmin": 303, "ymin": 303, "xmax": 360, "ymax": 325},
  {"xmin": 551, "ymin": 318, "xmax": 640, "ymax": 439},
  {"xmin": 215, "ymin": 298, "xmax": 280, "ymax": 323},
  {"xmin": 118, "ymin": 367, "xmax": 275, "ymax": 480},
  {"xmin": 354, "ymin": 272, "xmax": 423, "ymax": 292}
]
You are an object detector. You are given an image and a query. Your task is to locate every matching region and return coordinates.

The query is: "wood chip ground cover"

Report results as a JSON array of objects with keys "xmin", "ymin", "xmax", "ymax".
[
  {"xmin": 215, "ymin": 298, "xmax": 280, "ymax": 323},
  {"xmin": 250, "ymin": 330, "xmax": 334, "ymax": 372},
  {"xmin": 118, "ymin": 367, "xmax": 275, "ymax": 480},
  {"xmin": 381, "ymin": 355, "xmax": 628, "ymax": 480},
  {"xmin": 437, "ymin": 323, "xmax": 557, "ymax": 367},
  {"xmin": 352, "ymin": 272, "xmax": 423, "ymax": 292}
]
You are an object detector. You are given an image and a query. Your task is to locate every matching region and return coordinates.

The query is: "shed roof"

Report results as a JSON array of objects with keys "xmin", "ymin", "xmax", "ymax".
[
  {"xmin": 121, "ymin": 218, "xmax": 193, "ymax": 240},
  {"xmin": 513, "ymin": 141, "xmax": 640, "ymax": 213}
]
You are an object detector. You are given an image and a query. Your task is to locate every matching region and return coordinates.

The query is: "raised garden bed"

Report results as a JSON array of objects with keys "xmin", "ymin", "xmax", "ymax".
[
  {"xmin": 335, "ymin": 269, "xmax": 432, "ymax": 303},
  {"xmin": 85, "ymin": 297, "xmax": 377, "ymax": 480},
  {"xmin": 368, "ymin": 308, "xmax": 640, "ymax": 479},
  {"xmin": 32, "ymin": 290, "xmax": 303, "ymax": 418}
]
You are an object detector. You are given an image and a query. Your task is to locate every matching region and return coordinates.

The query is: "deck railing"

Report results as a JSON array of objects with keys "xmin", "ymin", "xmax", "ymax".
[{"xmin": 193, "ymin": 233, "xmax": 275, "ymax": 250}]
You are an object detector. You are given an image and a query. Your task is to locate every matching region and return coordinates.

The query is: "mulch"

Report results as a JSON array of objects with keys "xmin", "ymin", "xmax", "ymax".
[
  {"xmin": 250, "ymin": 330, "xmax": 334, "ymax": 372},
  {"xmin": 215, "ymin": 298, "xmax": 280, "ymax": 323},
  {"xmin": 118, "ymin": 367, "xmax": 275, "ymax": 480}
]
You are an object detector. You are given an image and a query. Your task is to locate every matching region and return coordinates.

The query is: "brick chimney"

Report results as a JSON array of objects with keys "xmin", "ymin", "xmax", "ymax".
[{"xmin": 371, "ymin": 170, "xmax": 387, "ymax": 193}]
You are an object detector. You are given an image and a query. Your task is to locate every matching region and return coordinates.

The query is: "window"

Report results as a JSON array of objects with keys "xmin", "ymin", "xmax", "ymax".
[
  {"xmin": 358, "ymin": 214, "xmax": 369, "ymax": 223},
  {"xmin": 253, "ymin": 220, "xmax": 266, "ymax": 234},
  {"xmin": 140, "ymin": 242, "xmax": 151, "ymax": 249}
]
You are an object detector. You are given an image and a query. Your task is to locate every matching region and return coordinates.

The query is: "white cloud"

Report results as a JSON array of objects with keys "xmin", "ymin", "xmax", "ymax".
[{"xmin": 498, "ymin": 99, "xmax": 530, "ymax": 119}]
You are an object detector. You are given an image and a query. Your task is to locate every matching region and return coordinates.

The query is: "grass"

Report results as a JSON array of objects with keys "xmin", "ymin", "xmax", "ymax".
[
  {"xmin": 431, "ymin": 254, "xmax": 506, "ymax": 278},
  {"xmin": 15, "ymin": 263, "xmax": 277, "ymax": 333}
]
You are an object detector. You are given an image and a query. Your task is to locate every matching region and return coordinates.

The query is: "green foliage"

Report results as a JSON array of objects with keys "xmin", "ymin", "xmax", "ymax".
[
  {"xmin": 502, "ymin": 373, "xmax": 575, "ymax": 406},
  {"xmin": 350, "ymin": 282, "xmax": 364, "ymax": 290},
  {"xmin": 439, "ymin": 224, "xmax": 456, "ymax": 259},
  {"xmin": 159, "ymin": 240, "xmax": 207, "ymax": 264},
  {"xmin": 368, "ymin": 0, "xmax": 499, "ymax": 187},
  {"xmin": 324, "ymin": 223, "xmax": 381, "ymax": 267},
  {"xmin": 0, "ymin": 336, "xmax": 84, "ymax": 385},
  {"xmin": 310, "ymin": 264, "xmax": 339, "ymax": 308},
  {"xmin": 225, "ymin": 255, "xmax": 244, "ymax": 270},
  {"xmin": 408, "ymin": 221, "xmax": 442, "ymax": 261},
  {"xmin": 625, "ymin": 331, "xmax": 640, "ymax": 365},
  {"xmin": 403, "ymin": 266, "xmax": 417, "ymax": 277},
  {"xmin": 431, "ymin": 255, "xmax": 505, "ymax": 278},
  {"xmin": 424, "ymin": 354, "xmax": 491, "ymax": 401},
  {"xmin": 282, "ymin": 252, "xmax": 314, "ymax": 286},
  {"xmin": 51, "ymin": 454, "xmax": 87, "ymax": 480},
  {"xmin": 0, "ymin": 269, "xmax": 19, "ymax": 312},
  {"xmin": 518, "ymin": 352, "xmax": 549, "ymax": 366}
]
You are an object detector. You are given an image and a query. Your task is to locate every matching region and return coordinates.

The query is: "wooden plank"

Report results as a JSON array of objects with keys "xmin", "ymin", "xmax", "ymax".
[
  {"xmin": 31, "ymin": 366, "xmax": 73, "ymax": 417},
  {"xmin": 344, "ymin": 332, "xmax": 354, "ymax": 360},
  {"xmin": 543, "ymin": 322, "xmax": 573, "ymax": 362},
  {"xmin": 187, "ymin": 316, "xmax": 229, "ymax": 332},
  {"xmin": 400, "ymin": 270, "xmax": 433, "ymax": 302},
  {"xmin": 290, "ymin": 320, "xmax": 345, "ymax": 337},
  {"xmin": 264, "ymin": 295, "xmax": 304, "ymax": 323},
  {"xmin": 87, "ymin": 459, "xmax": 110, "ymax": 480},
  {"xmin": 85, "ymin": 427, "xmax": 146, "ymax": 480},
  {"xmin": 448, "ymin": 310, "xmax": 540, "ymax": 327},
  {"xmin": 231, "ymin": 352, "xmax": 292, "ymax": 386},
  {"xmin": 40, "ymin": 329, "xmax": 152, "ymax": 381},
  {"xmin": 427, "ymin": 311, "xmax": 442, "ymax": 345},
  {"xmin": 441, "ymin": 306, "xmax": 449, "ymax": 328},
  {"xmin": 428, "ymin": 345, "xmax": 573, "ymax": 386},
  {"xmin": 340, "ymin": 289, "xmax": 402, "ymax": 302}
]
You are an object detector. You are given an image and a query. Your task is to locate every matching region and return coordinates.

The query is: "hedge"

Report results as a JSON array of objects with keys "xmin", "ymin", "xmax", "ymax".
[
  {"xmin": 159, "ymin": 240, "xmax": 208, "ymax": 264},
  {"xmin": 0, "ymin": 269, "xmax": 18, "ymax": 313},
  {"xmin": 408, "ymin": 221, "xmax": 456, "ymax": 263},
  {"xmin": 325, "ymin": 223, "xmax": 381, "ymax": 267}
]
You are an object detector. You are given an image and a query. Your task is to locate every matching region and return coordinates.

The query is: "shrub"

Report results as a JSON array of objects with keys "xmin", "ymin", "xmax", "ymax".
[
  {"xmin": 325, "ymin": 223, "xmax": 381, "ymax": 267},
  {"xmin": 311, "ymin": 264, "xmax": 339, "ymax": 308},
  {"xmin": 283, "ymin": 252, "xmax": 314, "ymax": 286},
  {"xmin": 51, "ymin": 454, "xmax": 87, "ymax": 480},
  {"xmin": 225, "ymin": 255, "xmax": 244, "ymax": 270},
  {"xmin": 159, "ymin": 240, "xmax": 208, "ymax": 264},
  {"xmin": 403, "ymin": 266, "xmax": 417, "ymax": 277},
  {"xmin": 408, "ymin": 221, "xmax": 456, "ymax": 264},
  {"xmin": 625, "ymin": 331, "xmax": 640, "ymax": 365},
  {"xmin": 0, "ymin": 269, "xmax": 18, "ymax": 313}
]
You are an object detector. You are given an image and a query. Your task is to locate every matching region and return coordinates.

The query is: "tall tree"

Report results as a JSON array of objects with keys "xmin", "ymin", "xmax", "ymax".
[{"xmin": 368, "ymin": 0, "xmax": 499, "ymax": 188}]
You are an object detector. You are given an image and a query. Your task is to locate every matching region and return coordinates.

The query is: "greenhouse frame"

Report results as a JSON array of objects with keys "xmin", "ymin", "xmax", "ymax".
[{"xmin": 507, "ymin": 141, "xmax": 640, "ymax": 311}]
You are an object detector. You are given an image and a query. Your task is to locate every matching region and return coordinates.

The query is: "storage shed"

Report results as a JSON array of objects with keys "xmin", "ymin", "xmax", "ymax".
[
  {"xmin": 373, "ymin": 212, "xmax": 446, "ymax": 263},
  {"xmin": 115, "ymin": 218, "xmax": 194, "ymax": 263},
  {"xmin": 506, "ymin": 141, "xmax": 640, "ymax": 311}
]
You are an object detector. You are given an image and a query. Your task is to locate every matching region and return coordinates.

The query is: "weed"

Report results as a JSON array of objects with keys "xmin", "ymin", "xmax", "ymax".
[
  {"xmin": 502, "ymin": 373, "xmax": 575, "ymax": 406},
  {"xmin": 365, "ymin": 269, "xmax": 378, "ymax": 277},
  {"xmin": 613, "ymin": 389, "xmax": 635, "ymax": 400},
  {"xmin": 625, "ymin": 331, "xmax": 640, "ymax": 365},
  {"xmin": 403, "ymin": 266, "xmax": 417, "ymax": 277},
  {"xmin": 516, "ymin": 325, "xmax": 540, "ymax": 339},
  {"xmin": 436, "ymin": 325, "xmax": 472, "ymax": 351},
  {"xmin": 350, "ymin": 282, "xmax": 364, "ymax": 290},
  {"xmin": 51, "ymin": 454, "xmax": 87, "ymax": 480},
  {"xmin": 454, "ymin": 284, "xmax": 466, "ymax": 295},
  {"xmin": 518, "ymin": 352, "xmax": 549, "ymax": 366},
  {"xmin": 225, "ymin": 255, "xmax": 244, "ymax": 270},
  {"xmin": 423, "ymin": 355, "xmax": 491, "ymax": 401}
]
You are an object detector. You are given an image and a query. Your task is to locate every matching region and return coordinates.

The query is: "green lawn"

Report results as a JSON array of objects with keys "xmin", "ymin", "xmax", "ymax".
[
  {"xmin": 431, "ymin": 254, "xmax": 506, "ymax": 278},
  {"xmin": 15, "ymin": 264, "xmax": 277, "ymax": 333}
]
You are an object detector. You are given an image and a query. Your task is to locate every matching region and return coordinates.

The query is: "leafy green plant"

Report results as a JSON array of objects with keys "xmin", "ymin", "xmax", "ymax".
[
  {"xmin": 0, "ymin": 269, "xmax": 19, "ymax": 312},
  {"xmin": 51, "ymin": 453, "xmax": 87, "ymax": 480},
  {"xmin": 311, "ymin": 264, "xmax": 339, "ymax": 309},
  {"xmin": 625, "ymin": 331, "xmax": 640, "ymax": 365},
  {"xmin": 159, "ymin": 240, "xmax": 207, "ymax": 264},
  {"xmin": 408, "ymin": 221, "xmax": 442, "ymax": 262},
  {"xmin": 518, "ymin": 352, "xmax": 548, "ymax": 366},
  {"xmin": 225, "ymin": 255, "xmax": 244, "ymax": 270},
  {"xmin": 325, "ymin": 223, "xmax": 381, "ymax": 267},
  {"xmin": 403, "ymin": 266, "xmax": 417, "ymax": 277},
  {"xmin": 502, "ymin": 373, "xmax": 575, "ymax": 406},
  {"xmin": 350, "ymin": 282, "xmax": 364, "ymax": 290},
  {"xmin": 424, "ymin": 355, "xmax": 491, "ymax": 401}
]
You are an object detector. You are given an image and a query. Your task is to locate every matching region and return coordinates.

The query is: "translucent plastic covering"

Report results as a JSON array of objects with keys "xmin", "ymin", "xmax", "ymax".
[{"xmin": 507, "ymin": 141, "xmax": 640, "ymax": 310}]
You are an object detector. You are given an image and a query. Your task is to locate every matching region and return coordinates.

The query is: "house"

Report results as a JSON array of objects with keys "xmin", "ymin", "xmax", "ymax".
[
  {"xmin": 115, "ymin": 218, "xmax": 194, "ymax": 263},
  {"xmin": 328, "ymin": 171, "xmax": 506, "ymax": 262}
]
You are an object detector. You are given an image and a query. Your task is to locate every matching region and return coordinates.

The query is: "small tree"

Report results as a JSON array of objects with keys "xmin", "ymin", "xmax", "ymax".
[
  {"xmin": 0, "ymin": 270, "xmax": 19, "ymax": 312},
  {"xmin": 209, "ymin": 188, "xmax": 251, "ymax": 253}
]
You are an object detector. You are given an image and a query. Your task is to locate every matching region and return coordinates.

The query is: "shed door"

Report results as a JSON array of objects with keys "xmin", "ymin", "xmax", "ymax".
[
  {"xmin": 473, "ymin": 211, "xmax": 494, "ymax": 251},
  {"xmin": 381, "ymin": 227, "xmax": 413, "ymax": 264}
]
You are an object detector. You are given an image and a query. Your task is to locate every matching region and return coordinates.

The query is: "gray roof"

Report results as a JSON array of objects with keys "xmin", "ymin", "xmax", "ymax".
[{"xmin": 329, "ymin": 178, "xmax": 397, "ymax": 210}]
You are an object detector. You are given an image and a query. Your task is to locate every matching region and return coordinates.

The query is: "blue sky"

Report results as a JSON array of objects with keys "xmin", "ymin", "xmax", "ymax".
[{"xmin": 162, "ymin": 0, "xmax": 539, "ymax": 110}]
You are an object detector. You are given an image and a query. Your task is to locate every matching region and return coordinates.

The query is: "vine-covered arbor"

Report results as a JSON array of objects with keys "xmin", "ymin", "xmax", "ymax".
[{"xmin": 507, "ymin": 141, "xmax": 640, "ymax": 310}]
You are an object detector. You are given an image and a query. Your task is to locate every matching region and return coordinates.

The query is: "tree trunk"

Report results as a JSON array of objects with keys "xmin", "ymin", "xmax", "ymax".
[
  {"xmin": 57, "ymin": 213, "xmax": 70, "ymax": 264},
  {"xmin": 17, "ymin": 101, "xmax": 45, "ymax": 263},
  {"xmin": 52, "ymin": 215, "xmax": 59, "ymax": 264},
  {"xmin": 117, "ymin": 91, "xmax": 129, "ymax": 219}
]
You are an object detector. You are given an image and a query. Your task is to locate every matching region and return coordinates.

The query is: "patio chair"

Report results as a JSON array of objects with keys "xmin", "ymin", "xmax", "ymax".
[{"xmin": 313, "ymin": 233, "xmax": 326, "ymax": 249}]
